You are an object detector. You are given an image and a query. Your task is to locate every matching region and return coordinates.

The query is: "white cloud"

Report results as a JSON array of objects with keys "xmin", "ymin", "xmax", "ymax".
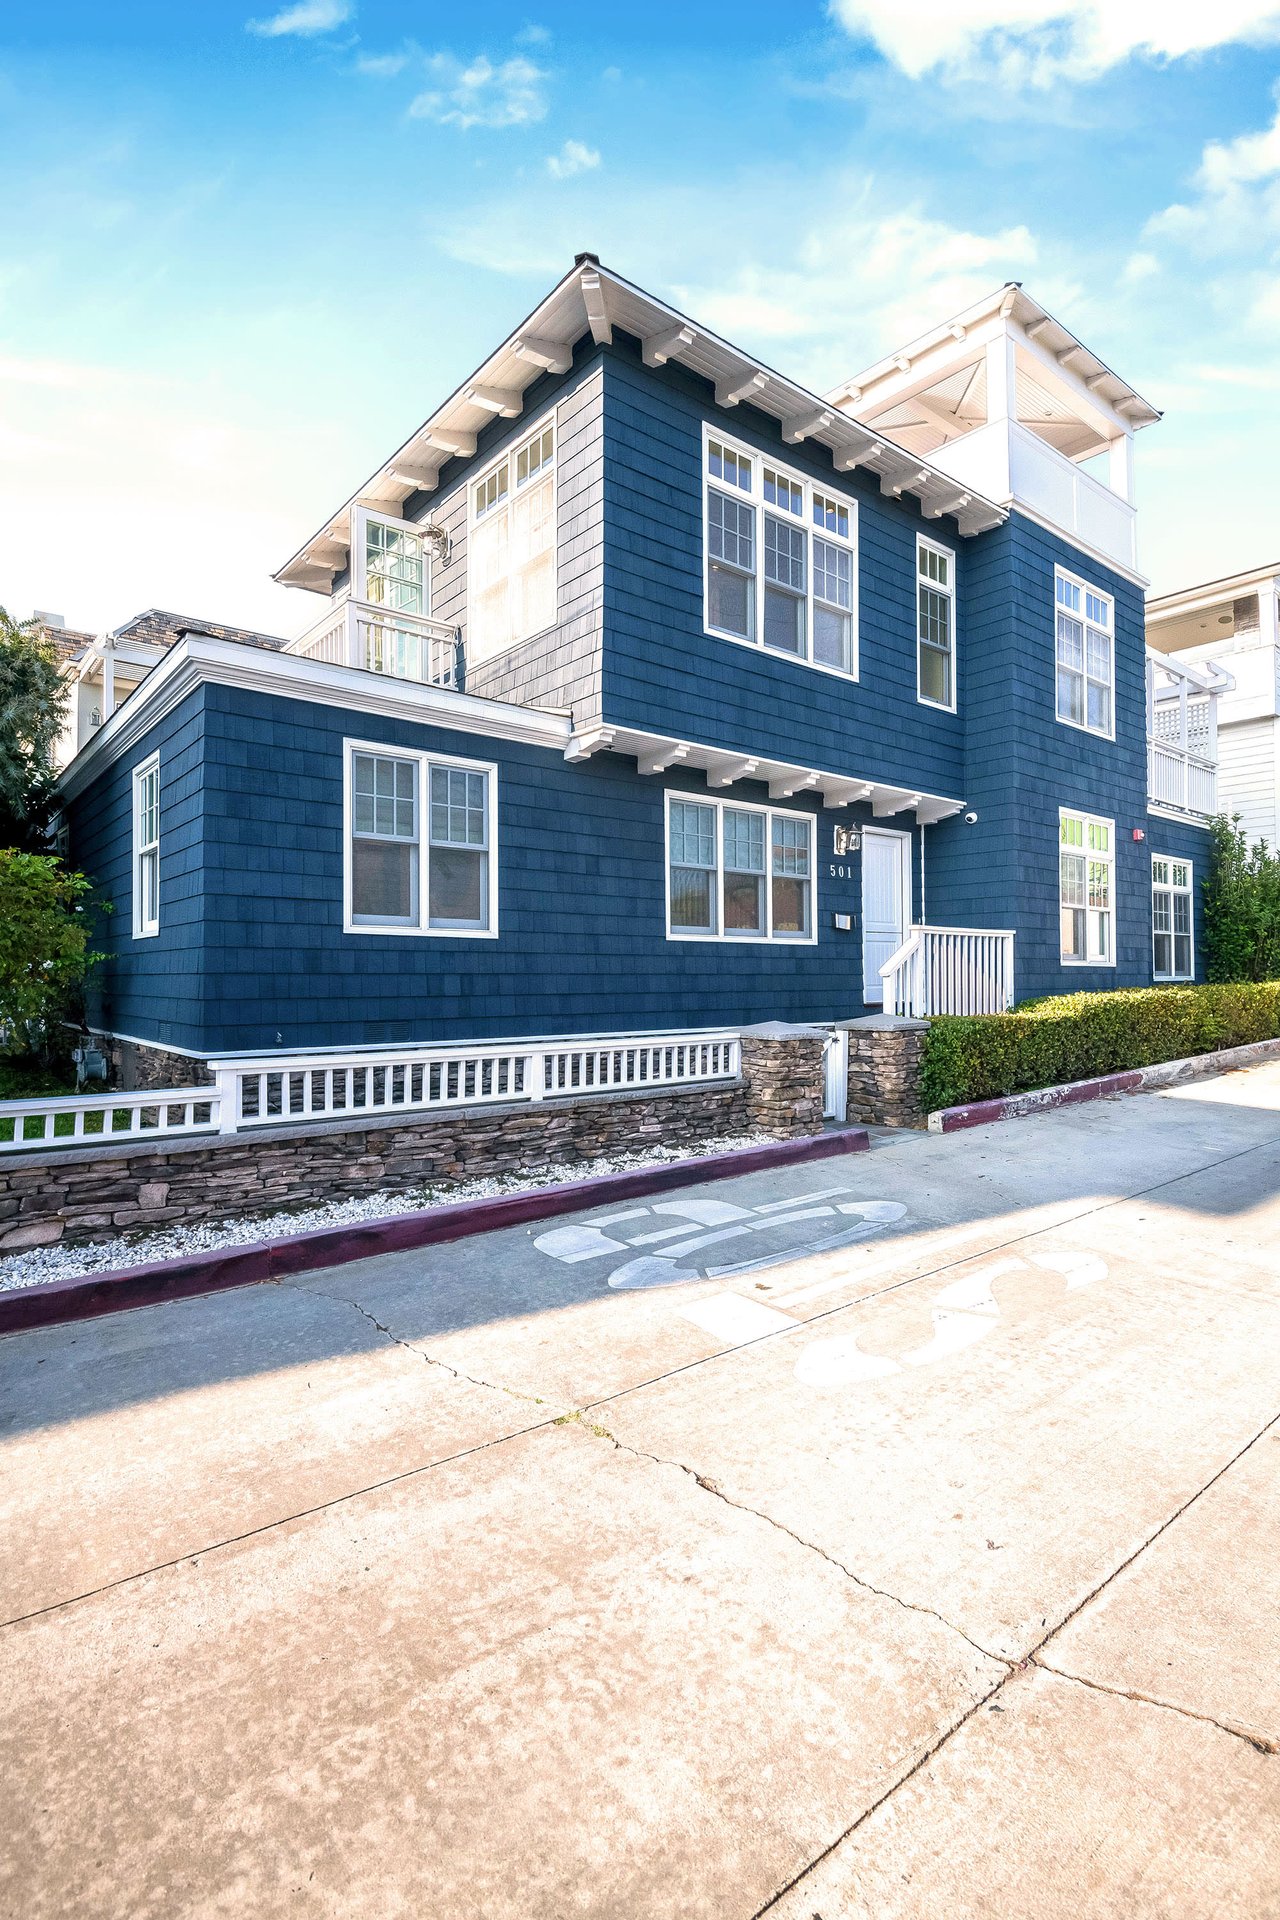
[
  {"xmin": 515, "ymin": 23, "xmax": 552, "ymax": 46},
  {"xmin": 1143, "ymin": 93, "xmax": 1280, "ymax": 301},
  {"xmin": 546, "ymin": 139, "xmax": 600, "ymax": 180},
  {"xmin": 247, "ymin": 0, "xmax": 352, "ymax": 38},
  {"xmin": 828, "ymin": 0, "xmax": 1280, "ymax": 84},
  {"xmin": 355, "ymin": 50, "xmax": 410, "ymax": 77},
  {"xmin": 409, "ymin": 54, "xmax": 547, "ymax": 130}
]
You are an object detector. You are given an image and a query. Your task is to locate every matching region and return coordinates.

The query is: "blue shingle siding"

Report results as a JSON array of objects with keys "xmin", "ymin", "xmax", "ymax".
[
  {"xmin": 68, "ymin": 688, "xmax": 209, "ymax": 1051},
  {"xmin": 599, "ymin": 339, "xmax": 968, "ymax": 796}
]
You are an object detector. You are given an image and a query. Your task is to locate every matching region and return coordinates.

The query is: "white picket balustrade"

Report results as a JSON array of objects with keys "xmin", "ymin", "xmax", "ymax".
[
  {"xmin": 0, "ymin": 1088, "xmax": 222, "ymax": 1155},
  {"xmin": 880, "ymin": 926, "xmax": 1015, "ymax": 1018}
]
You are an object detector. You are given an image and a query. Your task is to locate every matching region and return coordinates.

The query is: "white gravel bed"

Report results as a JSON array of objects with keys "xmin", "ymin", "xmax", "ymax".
[{"xmin": 0, "ymin": 1131, "xmax": 782, "ymax": 1294}]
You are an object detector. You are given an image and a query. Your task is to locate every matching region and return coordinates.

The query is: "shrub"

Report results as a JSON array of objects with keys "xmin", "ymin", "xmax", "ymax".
[
  {"xmin": 919, "ymin": 981, "xmax": 1280, "ymax": 1113},
  {"xmin": 1201, "ymin": 815, "xmax": 1280, "ymax": 983},
  {"xmin": 0, "ymin": 850, "xmax": 103, "ymax": 1057}
]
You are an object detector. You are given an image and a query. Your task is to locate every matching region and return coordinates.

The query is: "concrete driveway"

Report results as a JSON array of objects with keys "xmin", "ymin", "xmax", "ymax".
[{"xmin": 2, "ymin": 1063, "xmax": 1279, "ymax": 1918}]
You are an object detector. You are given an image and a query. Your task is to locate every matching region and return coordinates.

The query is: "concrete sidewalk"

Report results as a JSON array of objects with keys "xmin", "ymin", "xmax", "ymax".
[{"xmin": 2, "ymin": 1063, "xmax": 1279, "ymax": 1916}]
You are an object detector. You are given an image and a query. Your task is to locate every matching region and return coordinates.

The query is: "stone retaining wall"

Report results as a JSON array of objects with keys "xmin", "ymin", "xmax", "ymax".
[
  {"xmin": 92, "ymin": 1032, "xmax": 214, "ymax": 1092},
  {"xmin": 0, "ymin": 1025, "xmax": 827, "ymax": 1250}
]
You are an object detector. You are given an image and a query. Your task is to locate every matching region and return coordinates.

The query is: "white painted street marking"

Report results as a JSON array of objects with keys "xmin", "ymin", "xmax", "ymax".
[{"xmin": 678, "ymin": 1293, "xmax": 798, "ymax": 1345}]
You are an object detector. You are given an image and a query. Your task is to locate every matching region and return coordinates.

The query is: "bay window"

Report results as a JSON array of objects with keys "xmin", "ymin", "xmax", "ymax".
[
  {"xmin": 1060, "ymin": 809, "xmax": 1114, "ymax": 965},
  {"xmin": 1152, "ymin": 856, "xmax": 1193, "ymax": 980},
  {"xmin": 468, "ymin": 418, "xmax": 557, "ymax": 666},
  {"xmin": 668, "ymin": 795, "xmax": 814, "ymax": 942},
  {"xmin": 704, "ymin": 428, "xmax": 857, "ymax": 676},
  {"xmin": 346, "ymin": 741, "xmax": 495, "ymax": 935},
  {"xmin": 1056, "ymin": 569, "xmax": 1114, "ymax": 738}
]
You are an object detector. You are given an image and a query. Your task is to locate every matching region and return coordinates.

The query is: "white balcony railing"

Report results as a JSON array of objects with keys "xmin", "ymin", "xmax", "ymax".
[
  {"xmin": 0, "ymin": 1033, "xmax": 741, "ymax": 1155},
  {"xmin": 289, "ymin": 597, "xmax": 461, "ymax": 689},
  {"xmin": 880, "ymin": 926, "xmax": 1015, "ymax": 1018},
  {"xmin": 1148, "ymin": 741, "xmax": 1217, "ymax": 821},
  {"xmin": 1146, "ymin": 649, "xmax": 1221, "ymax": 821}
]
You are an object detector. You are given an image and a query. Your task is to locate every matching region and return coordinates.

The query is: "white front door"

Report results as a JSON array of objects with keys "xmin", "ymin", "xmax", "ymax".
[{"xmin": 862, "ymin": 828, "xmax": 912, "ymax": 1003}]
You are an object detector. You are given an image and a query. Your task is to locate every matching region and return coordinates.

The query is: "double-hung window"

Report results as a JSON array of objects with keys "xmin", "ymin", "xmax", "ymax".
[
  {"xmin": 704, "ymin": 429, "xmax": 857, "ymax": 676},
  {"xmin": 917, "ymin": 537, "xmax": 955, "ymax": 711},
  {"xmin": 132, "ymin": 754, "xmax": 160, "ymax": 938},
  {"xmin": 1059, "ymin": 808, "xmax": 1114, "ymax": 965},
  {"xmin": 1056, "ymin": 569, "xmax": 1114, "ymax": 737},
  {"xmin": 667, "ymin": 795, "xmax": 814, "ymax": 942},
  {"xmin": 346, "ymin": 742, "xmax": 495, "ymax": 935},
  {"xmin": 1152, "ymin": 856, "xmax": 1193, "ymax": 980},
  {"xmin": 468, "ymin": 418, "xmax": 556, "ymax": 667}
]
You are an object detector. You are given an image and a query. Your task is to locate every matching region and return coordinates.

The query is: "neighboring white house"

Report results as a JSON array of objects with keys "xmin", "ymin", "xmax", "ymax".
[{"xmin": 1146, "ymin": 565, "xmax": 1280, "ymax": 850}]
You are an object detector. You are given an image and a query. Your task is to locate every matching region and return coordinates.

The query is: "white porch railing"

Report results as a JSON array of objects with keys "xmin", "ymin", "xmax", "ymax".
[
  {"xmin": 880, "ymin": 926, "xmax": 1015, "ymax": 1018},
  {"xmin": 1148, "ymin": 740, "xmax": 1217, "ymax": 820},
  {"xmin": 0, "ymin": 1033, "xmax": 741, "ymax": 1154},
  {"xmin": 289, "ymin": 596, "xmax": 461, "ymax": 689},
  {"xmin": 0, "ymin": 1088, "xmax": 221, "ymax": 1155}
]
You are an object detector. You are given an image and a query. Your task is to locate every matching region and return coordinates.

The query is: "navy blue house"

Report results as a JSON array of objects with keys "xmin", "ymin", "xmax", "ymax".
[{"xmin": 61, "ymin": 260, "xmax": 1219, "ymax": 1071}]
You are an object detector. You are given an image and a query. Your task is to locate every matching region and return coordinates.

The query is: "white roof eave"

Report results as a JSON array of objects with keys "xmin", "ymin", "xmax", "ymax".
[{"xmin": 276, "ymin": 259, "xmax": 1007, "ymax": 586}]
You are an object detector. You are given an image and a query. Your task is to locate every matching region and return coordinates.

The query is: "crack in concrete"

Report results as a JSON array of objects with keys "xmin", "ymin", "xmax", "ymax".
[
  {"xmin": 556, "ymin": 1408, "xmax": 1010, "ymax": 1670},
  {"xmin": 278, "ymin": 1279, "xmax": 560, "ymax": 1416},
  {"xmin": 1033, "ymin": 1657, "xmax": 1279, "ymax": 1756},
  {"xmin": 750, "ymin": 1405, "xmax": 1280, "ymax": 1916}
]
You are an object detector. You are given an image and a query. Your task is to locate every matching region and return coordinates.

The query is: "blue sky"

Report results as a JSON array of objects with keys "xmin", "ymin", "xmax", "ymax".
[{"xmin": 2, "ymin": 1, "xmax": 1279, "ymax": 636}]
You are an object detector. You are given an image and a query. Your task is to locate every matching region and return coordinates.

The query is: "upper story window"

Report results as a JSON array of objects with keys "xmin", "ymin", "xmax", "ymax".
[
  {"xmin": 704, "ymin": 428, "xmax": 857, "ymax": 678},
  {"xmin": 1059, "ymin": 808, "xmax": 1114, "ymax": 966},
  {"xmin": 1152, "ymin": 855, "xmax": 1193, "ymax": 981},
  {"xmin": 917, "ymin": 537, "xmax": 956, "ymax": 712},
  {"xmin": 132, "ymin": 754, "xmax": 160, "ymax": 939},
  {"xmin": 345, "ymin": 741, "xmax": 496, "ymax": 937},
  {"xmin": 667, "ymin": 793, "xmax": 815, "ymax": 943},
  {"xmin": 469, "ymin": 417, "xmax": 557, "ymax": 668},
  {"xmin": 1056, "ymin": 568, "xmax": 1114, "ymax": 739},
  {"xmin": 365, "ymin": 519, "xmax": 425, "ymax": 616}
]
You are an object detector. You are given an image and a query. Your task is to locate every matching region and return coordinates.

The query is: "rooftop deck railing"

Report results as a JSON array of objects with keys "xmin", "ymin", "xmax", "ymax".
[{"xmin": 289, "ymin": 597, "xmax": 463, "ymax": 690}]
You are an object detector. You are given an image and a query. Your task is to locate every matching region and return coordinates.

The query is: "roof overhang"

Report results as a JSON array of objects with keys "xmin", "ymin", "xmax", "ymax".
[
  {"xmin": 59, "ymin": 636, "xmax": 573, "ymax": 802},
  {"xmin": 831, "ymin": 282, "xmax": 1161, "ymax": 437},
  {"xmin": 276, "ymin": 257, "xmax": 1007, "ymax": 591},
  {"xmin": 1147, "ymin": 562, "xmax": 1280, "ymax": 622},
  {"xmin": 566, "ymin": 722, "xmax": 964, "ymax": 824}
]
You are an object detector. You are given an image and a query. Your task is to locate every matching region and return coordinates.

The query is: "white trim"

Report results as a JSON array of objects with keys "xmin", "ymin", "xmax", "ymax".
[
  {"xmin": 701, "ymin": 422, "xmax": 859, "ymax": 682},
  {"xmin": 1058, "ymin": 804, "xmax": 1116, "ymax": 967},
  {"xmin": 1151, "ymin": 851, "xmax": 1195, "ymax": 982},
  {"xmin": 1054, "ymin": 564, "xmax": 1116, "ymax": 743},
  {"xmin": 916, "ymin": 533, "xmax": 957, "ymax": 713},
  {"xmin": 131, "ymin": 752, "xmax": 160, "ymax": 939},
  {"xmin": 342, "ymin": 737, "xmax": 499, "ymax": 939},
  {"xmin": 465, "ymin": 405, "xmax": 559, "ymax": 670},
  {"xmin": 58, "ymin": 635, "xmax": 572, "ymax": 802},
  {"xmin": 664, "ymin": 790, "xmax": 818, "ymax": 945},
  {"xmin": 201, "ymin": 1022, "xmax": 744, "ymax": 1064}
]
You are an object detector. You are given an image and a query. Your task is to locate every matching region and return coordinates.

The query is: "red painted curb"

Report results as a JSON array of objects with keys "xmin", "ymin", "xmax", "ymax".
[
  {"xmin": 934, "ymin": 1070, "xmax": 1143, "ymax": 1132},
  {"xmin": 0, "ymin": 1126, "xmax": 870, "ymax": 1335}
]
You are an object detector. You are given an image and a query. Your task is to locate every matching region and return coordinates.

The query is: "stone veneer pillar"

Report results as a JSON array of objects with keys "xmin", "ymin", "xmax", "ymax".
[
  {"xmin": 841, "ymin": 1014, "xmax": 929, "ymax": 1128},
  {"xmin": 738, "ymin": 1022, "xmax": 829, "ymax": 1138}
]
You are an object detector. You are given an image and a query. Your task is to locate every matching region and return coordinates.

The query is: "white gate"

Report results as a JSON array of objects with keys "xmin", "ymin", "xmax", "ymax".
[{"xmin": 822, "ymin": 1029, "xmax": 849, "ymax": 1122}]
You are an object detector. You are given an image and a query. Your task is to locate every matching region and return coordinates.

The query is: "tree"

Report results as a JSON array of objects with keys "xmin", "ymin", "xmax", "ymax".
[
  {"xmin": 0, "ymin": 852, "xmax": 101, "ymax": 1054},
  {"xmin": 0, "ymin": 606, "xmax": 70, "ymax": 850},
  {"xmin": 1202, "ymin": 815, "xmax": 1280, "ymax": 983}
]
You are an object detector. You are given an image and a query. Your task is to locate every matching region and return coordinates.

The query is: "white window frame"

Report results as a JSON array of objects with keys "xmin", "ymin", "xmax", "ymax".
[
  {"xmin": 350, "ymin": 505, "xmax": 431, "ymax": 616},
  {"xmin": 664, "ymin": 791, "xmax": 818, "ymax": 944},
  {"xmin": 916, "ymin": 534, "xmax": 957, "ymax": 714},
  {"xmin": 701, "ymin": 423, "xmax": 858, "ymax": 680},
  {"xmin": 1054, "ymin": 565, "xmax": 1115, "ymax": 743},
  {"xmin": 342, "ymin": 738, "xmax": 499, "ymax": 938},
  {"xmin": 465, "ymin": 409, "xmax": 558, "ymax": 669},
  {"xmin": 132, "ymin": 753, "xmax": 160, "ymax": 939},
  {"xmin": 1151, "ymin": 854, "xmax": 1194, "ymax": 982},
  {"xmin": 1058, "ymin": 806, "xmax": 1115, "ymax": 968}
]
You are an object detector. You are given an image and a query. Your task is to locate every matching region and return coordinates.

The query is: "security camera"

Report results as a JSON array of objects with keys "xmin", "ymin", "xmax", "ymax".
[{"xmin": 964, "ymin": 810, "xmax": 979, "ymax": 825}]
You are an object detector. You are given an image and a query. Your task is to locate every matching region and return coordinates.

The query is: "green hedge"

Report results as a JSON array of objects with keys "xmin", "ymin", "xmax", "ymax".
[{"xmin": 919, "ymin": 982, "xmax": 1280, "ymax": 1113}]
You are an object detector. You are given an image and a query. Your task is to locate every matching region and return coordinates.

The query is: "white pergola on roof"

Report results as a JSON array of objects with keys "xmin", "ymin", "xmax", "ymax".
[{"xmin": 276, "ymin": 256, "xmax": 1007, "ymax": 591}]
